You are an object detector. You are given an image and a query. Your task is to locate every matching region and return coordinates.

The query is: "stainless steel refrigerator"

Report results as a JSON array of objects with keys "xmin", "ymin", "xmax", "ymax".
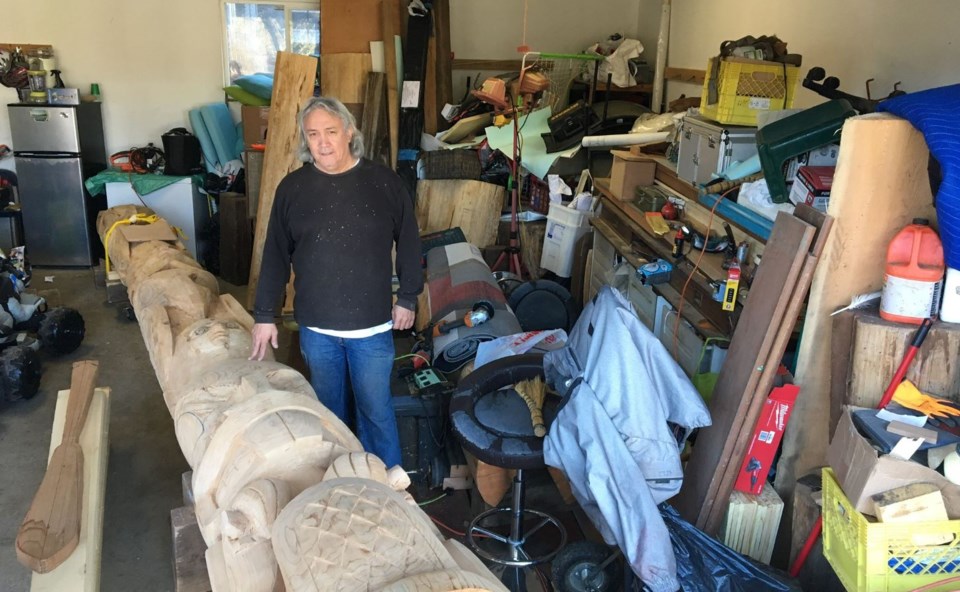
[{"xmin": 8, "ymin": 103, "xmax": 107, "ymax": 266}]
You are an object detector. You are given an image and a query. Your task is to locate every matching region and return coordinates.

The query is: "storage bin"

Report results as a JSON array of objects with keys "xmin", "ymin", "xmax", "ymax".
[
  {"xmin": 822, "ymin": 467, "xmax": 960, "ymax": 592},
  {"xmin": 540, "ymin": 202, "xmax": 593, "ymax": 277},
  {"xmin": 699, "ymin": 57, "xmax": 800, "ymax": 126},
  {"xmin": 676, "ymin": 115, "xmax": 758, "ymax": 186}
]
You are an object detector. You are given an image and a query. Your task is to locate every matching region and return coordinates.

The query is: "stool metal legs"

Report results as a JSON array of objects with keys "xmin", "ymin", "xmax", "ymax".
[{"xmin": 466, "ymin": 469, "xmax": 567, "ymax": 592}]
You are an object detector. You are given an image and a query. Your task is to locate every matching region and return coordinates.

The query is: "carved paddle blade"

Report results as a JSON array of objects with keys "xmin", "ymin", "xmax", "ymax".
[{"xmin": 16, "ymin": 443, "xmax": 84, "ymax": 573}]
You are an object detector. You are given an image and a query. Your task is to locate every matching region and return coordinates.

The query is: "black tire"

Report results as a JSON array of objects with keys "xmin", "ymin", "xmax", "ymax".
[
  {"xmin": 0, "ymin": 345, "xmax": 42, "ymax": 402},
  {"xmin": 551, "ymin": 541, "xmax": 621, "ymax": 592},
  {"xmin": 38, "ymin": 307, "xmax": 85, "ymax": 355}
]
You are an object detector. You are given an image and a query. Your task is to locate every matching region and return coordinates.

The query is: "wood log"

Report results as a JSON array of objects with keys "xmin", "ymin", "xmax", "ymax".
[
  {"xmin": 17, "ymin": 361, "xmax": 100, "ymax": 574},
  {"xmin": 847, "ymin": 311, "xmax": 960, "ymax": 407},
  {"xmin": 415, "ymin": 179, "xmax": 505, "ymax": 248}
]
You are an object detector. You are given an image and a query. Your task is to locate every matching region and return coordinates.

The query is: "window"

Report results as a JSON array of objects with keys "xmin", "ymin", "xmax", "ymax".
[{"xmin": 222, "ymin": 1, "xmax": 320, "ymax": 84}]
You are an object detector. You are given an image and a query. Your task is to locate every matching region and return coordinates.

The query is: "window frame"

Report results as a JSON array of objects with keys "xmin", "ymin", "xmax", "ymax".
[{"xmin": 219, "ymin": 0, "xmax": 320, "ymax": 85}]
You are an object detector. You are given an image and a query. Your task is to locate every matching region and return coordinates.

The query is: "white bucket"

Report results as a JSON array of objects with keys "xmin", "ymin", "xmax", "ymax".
[{"xmin": 540, "ymin": 203, "xmax": 592, "ymax": 277}]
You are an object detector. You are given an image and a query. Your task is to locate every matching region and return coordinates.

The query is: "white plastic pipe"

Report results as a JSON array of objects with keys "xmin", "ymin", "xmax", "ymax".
[
  {"xmin": 580, "ymin": 131, "xmax": 670, "ymax": 148},
  {"xmin": 652, "ymin": 0, "xmax": 671, "ymax": 113}
]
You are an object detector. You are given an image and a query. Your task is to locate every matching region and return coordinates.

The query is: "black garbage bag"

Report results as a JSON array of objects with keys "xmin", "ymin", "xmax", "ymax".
[{"xmin": 661, "ymin": 504, "xmax": 800, "ymax": 592}]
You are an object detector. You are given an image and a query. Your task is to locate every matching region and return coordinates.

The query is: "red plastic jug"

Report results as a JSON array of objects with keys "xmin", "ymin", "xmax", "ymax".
[{"xmin": 879, "ymin": 218, "xmax": 945, "ymax": 324}]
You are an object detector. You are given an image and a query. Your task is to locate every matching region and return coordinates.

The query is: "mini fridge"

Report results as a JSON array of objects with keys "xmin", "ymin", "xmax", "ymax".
[{"xmin": 8, "ymin": 103, "xmax": 108, "ymax": 266}]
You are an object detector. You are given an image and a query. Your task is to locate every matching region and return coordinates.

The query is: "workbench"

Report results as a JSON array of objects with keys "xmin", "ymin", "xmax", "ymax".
[{"xmin": 585, "ymin": 157, "xmax": 768, "ymax": 376}]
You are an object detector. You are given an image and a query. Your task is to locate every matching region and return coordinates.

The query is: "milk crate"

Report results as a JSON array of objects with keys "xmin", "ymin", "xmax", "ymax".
[
  {"xmin": 822, "ymin": 467, "xmax": 960, "ymax": 592},
  {"xmin": 699, "ymin": 57, "xmax": 800, "ymax": 126}
]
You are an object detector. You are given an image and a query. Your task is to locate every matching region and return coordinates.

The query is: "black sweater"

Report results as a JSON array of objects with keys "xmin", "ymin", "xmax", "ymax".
[{"xmin": 252, "ymin": 159, "xmax": 423, "ymax": 330}]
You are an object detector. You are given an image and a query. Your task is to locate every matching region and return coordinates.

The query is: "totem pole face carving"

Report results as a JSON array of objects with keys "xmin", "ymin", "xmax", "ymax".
[{"xmin": 175, "ymin": 318, "xmax": 251, "ymax": 366}]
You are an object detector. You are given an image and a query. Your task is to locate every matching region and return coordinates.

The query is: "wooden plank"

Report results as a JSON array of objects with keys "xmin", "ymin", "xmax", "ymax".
[
  {"xmin": 31, "ymin": 388, "xmax": 110, "ymax": 592},
  {"xmin": 664, "ymin": 66, "xmax": 706, "ymax": 84},
  {"xmin": 847, "ymin": 312, "xmax": 960, "ymax": 407},
  {"xmin": 247, "ymin": 51, "xmax": 318, "ymax": 309},
  {"xmin": 18, "ymin": 361, "xmax": 100, "ymax": 574},
  {"xmin": 829, "ymin": 310, "xmax": 858, "ymax": 440},
  {"xmin": 415, "ymin": 179, "xmax": 504, "ymax": 248},
  {"xmin": 423, "ymin": 22, "xmax": 438, "ymax": 136},
  {"xmin": 381, "ymin": 0, "xmax": 402, "ymax": 169},
  {"xmin": 705, "ymin": 249, "xmax": 824, "ymax": 534},
  {"xmin": 218, "ymin": 193, "xmax": 251, "ymax": 286},
  {"xmin": 432, "ymin": 0, "xmax": 453, "ymax": 134},
  {"xmin": 0, "ymin": 43, "xmax": 52, "ymax": 54},
  {"xmin": 360, "ymin": 72, "xmax": 390, "ymax": 166},
  {"xmin": 320, "ymin": 53, "xmax": 373, "ymax": 105},
  {"xmin": 706, "ymin": 212, "xmax": 831, "ymax": 529},
  {"xmin": 170, "ymin": 507, "xmax": 211, "ymax": 592},
  {"xmin": 320, "ymin": 0, "xmax": 382, "ymax": 55},
  {"xmin": 775, "ymin": 114, "xmax": 939, "ymax": 500},
  {"xmin": 673, "ymin": 212, "xmax": 814, "ymax": 531}
]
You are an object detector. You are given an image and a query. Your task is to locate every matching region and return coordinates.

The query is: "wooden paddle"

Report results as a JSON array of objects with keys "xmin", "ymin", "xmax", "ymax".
[{"xmin": 16, "ymin": 359, "xmax": 99, "ymax": 573}]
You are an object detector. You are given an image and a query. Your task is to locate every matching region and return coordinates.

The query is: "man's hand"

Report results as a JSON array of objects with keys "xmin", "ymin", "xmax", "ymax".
[
  {"xmin": 250, "ymin": 322, "xmax": 279, "ymax": 361},
  {"xmin": 392, "ymin": 305, "xmax": 415, "ymax": 331}
]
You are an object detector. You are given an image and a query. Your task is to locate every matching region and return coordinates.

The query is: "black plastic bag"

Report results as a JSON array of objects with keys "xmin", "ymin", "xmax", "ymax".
[{"xmin": 660, "ymin": 504, "xmax": 800, "ymax": 592}]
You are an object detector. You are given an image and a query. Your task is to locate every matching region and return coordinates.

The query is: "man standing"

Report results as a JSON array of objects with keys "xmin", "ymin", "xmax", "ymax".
[{"xmin": 250, "ymin": 96, "xmax": 422, "ymax": 470}]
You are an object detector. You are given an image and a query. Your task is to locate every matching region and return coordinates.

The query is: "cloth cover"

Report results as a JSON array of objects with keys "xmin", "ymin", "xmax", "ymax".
[
  {"xmin": 544, "ymin": 286, "xmax": 711, "ymax": 592},
  {"xmin": 879, "ymin": 84, "xmax": 960, "ymax": 267}
]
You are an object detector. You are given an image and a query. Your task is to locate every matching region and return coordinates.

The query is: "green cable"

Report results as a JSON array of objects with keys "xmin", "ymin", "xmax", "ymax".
[{"xmin": 418, "ymin": 492, "xmax": 449, "ymax": 507}]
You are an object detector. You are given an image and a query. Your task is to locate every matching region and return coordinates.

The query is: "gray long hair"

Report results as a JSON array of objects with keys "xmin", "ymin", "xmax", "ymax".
[{"xmin": 296, "ymin": 96, "xmax": 365, "ymax": 163}]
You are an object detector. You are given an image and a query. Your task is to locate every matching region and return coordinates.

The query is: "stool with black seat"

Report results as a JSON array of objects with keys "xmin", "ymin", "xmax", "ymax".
[{"xmin": 450, "ymin": 353, "xmax": 567, "ymax": 592}]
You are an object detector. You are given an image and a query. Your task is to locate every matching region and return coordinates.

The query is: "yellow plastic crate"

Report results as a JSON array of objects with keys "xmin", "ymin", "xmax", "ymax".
[
  {"xmin": 699, "ymin": 57, "xmax": 799, "ymax": 126},
  {"xmin": 822, "ymin": 468, "xmax": 960, "ymax": 592}
]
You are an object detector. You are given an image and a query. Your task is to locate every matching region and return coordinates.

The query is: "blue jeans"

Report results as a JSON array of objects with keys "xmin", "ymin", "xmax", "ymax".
[{"xmin": 298, "ymin": 328, "xmax": 402, "ymax": 468}]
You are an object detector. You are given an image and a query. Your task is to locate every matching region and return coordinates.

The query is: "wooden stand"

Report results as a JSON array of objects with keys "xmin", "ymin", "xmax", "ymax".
[{"xmin": 29, "ymin": 387, "xmax": 110, "ymax": 592}]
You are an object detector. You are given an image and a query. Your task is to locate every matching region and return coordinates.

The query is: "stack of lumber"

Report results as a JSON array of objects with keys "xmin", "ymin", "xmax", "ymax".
[
  {"xmin": 722, "ymin": 487, "xmax": 784, "ymax": 564},
  {"xmin": 673, "ymin": 204, "xmax": 833, "ymax": 535}
]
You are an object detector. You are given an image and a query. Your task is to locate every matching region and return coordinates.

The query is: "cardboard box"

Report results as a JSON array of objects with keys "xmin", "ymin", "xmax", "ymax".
[
  {"xmin": 827, "ymin": 407, "xmax": 960, "ymax": 517},
  {"xmin": 735, "ymin": 384, "xmax": 799, "ymax": 495},
  {"xmin": 788, "ymin": 165, "xmax": 834, "ymax": 212},
  {"xmin": 241, "ymin": 105, "xmax": 270, "ymax": 147},
  {"xmin": 608, "ymin": 150, "xmax": 656, "ymax": 200},
  {"xmin": 118, "ymin": 220, "xmax": 178, "ymax": 243}
]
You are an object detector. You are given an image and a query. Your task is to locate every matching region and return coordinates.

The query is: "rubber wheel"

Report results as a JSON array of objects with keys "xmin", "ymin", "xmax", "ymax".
[
  {"xmin": 551, "ymin": 541, "xmax": 621, "ymax": 592},
  {"xmin": 38, "ymin": 307, "xmax": 85, "ymax": 355},
  {"xmin": 0, "ymin": 345, "xmax": 42, "ymax": 402}
]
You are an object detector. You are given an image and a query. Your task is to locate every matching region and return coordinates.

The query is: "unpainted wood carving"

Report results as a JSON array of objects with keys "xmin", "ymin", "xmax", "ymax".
[{"xmin": 97, "ymin": 207, "xmax": 504, "ymax": 592}]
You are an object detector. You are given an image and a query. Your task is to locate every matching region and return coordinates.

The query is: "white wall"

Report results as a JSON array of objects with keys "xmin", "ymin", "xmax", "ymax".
[
  {"xmin": 5, "ymin": 0, "xmax": 954, "ymax": 172},
  {"xmin": 665, "ymin": 0, "xmax": 960, "ymax": 108},
  {"xmin": 0, "ymin": 0, "xmax": 224, "ymax": 167}
]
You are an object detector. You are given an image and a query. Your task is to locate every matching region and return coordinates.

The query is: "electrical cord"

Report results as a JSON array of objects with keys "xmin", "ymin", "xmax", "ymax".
[{"xmin": 672, "ymin": 187, "xmax": 735, "ymax": 360}]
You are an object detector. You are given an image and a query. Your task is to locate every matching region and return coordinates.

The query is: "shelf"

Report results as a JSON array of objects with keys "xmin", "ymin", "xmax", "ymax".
[{"xmin": 592, "ymin": 217, "xmax": 725, "ymax": 340}]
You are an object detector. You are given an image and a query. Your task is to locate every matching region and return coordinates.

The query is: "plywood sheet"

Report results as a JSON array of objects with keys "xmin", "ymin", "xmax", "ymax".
[
  {"xmin": 247, "ymin": 51, "xmax": 318, "ymax": 309},
  {"xmin": 320, "ymin": 53, "xmax": 373, "ymax": 105},
  {"xmin": 31, "ymin": 389, "xmax": 110, "ymax": 592},
  {"xmin": 775, "ymin": 114, "xmax": 938, "ymax": 499},
  {"xmin": 415, "ymin": 180, "xmax": 505, "ymax": 248},
  {"xmin": 320, "ymin": 0, "xmax": 383, "ymax": 55}
]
